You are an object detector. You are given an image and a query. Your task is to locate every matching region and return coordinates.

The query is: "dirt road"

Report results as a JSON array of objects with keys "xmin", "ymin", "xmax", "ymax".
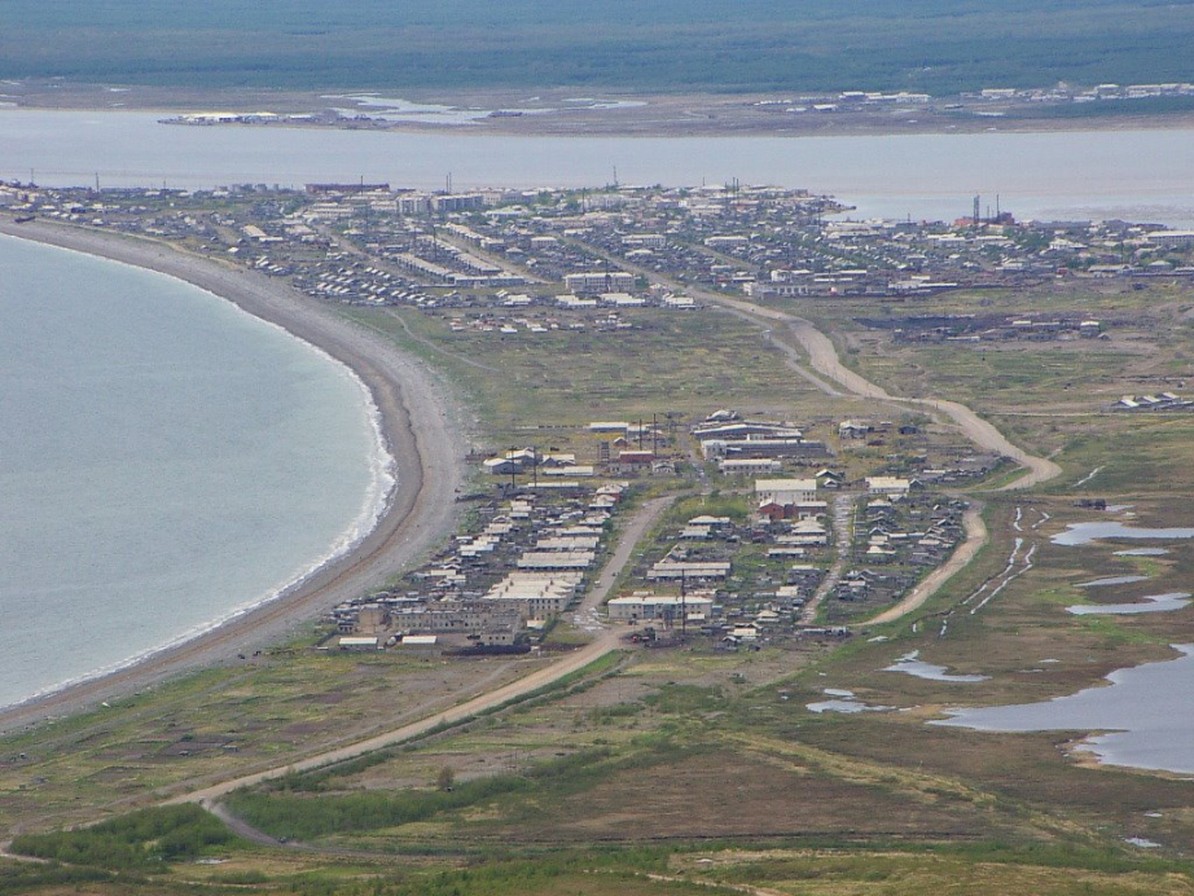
[
  {"xmin": 606, "ymin": 275, "xmax": 1060, "ymax": 626},
  {"xmin": 169, "ymin": 489, "xmax": 675, "ymax": 806},
  {"xmin": 173, "ymin": 629, "xmax": 623, "ymax": 807},
  {"xmin": 720, "ymin": 302, "xmax": 1063, "ymax": 490},
  {"xmin": 866, "ymin": 505, "xmax": 990, "ymax": 625},
  {"xmin": 572, "ymin": 494, "xmax": 678, "ymax": 629}
]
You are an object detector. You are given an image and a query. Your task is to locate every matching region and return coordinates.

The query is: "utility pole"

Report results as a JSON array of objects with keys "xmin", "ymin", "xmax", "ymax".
[{"xmin": 680, "ymin": 570, "xmax": 687, "ymax": 638}]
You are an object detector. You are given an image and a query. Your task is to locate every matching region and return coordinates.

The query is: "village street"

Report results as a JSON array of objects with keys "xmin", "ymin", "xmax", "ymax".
[
  {"xmin": 169, "ymin": 494, "xmax": 681, "ymax": 809},
  {"xmin": 169, "ymin": 298, "xmax": 1059, "ymax": 816}
]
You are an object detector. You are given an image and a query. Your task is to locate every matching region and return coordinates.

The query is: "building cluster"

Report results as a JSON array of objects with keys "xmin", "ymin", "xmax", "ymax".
[
  {"xmin": 748, "ymin": 81, "xmax": 1194, "ymax": 122},
  {"xmin": 861, "ymin": 311, "xmax": 1107, "ymax": 344},
  {"xmin": 969, "ymin": 81, "xmax": 1194, "ymax": 107},
  {"xmin": 1114, "ymin": 392, "xmax": 1194, "ymax": 411},
  {"xmin": 480, "ymin": 419, "xmax": 679, "ymax": 482},
  {"xmin": 339, "ymin": 395, "xmax": 978, "ymax": 646},
  {"xmin": 2, "ymin": 178, "xmax": 1144, "ymax": 652},
  {"xmin": 7, "ymin": 181, "xmax": 1194, "ymax": 316},
  {"xmin": 623, "ymin": 508, "xmax": 824, "ymax": 648},
  {"xmin": 830, "ymin": 491, "xmax": 967, "ymax": 617},
  {"xmin": 694, "ymin": 411, "xmax": 831, "ymax": 469},
  {"xmin": 328, "ymin": 482, "xmax": 627, "ymax": 652}
]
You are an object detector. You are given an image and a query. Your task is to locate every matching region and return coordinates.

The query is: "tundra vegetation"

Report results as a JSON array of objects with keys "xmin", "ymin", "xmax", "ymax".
[
  {"xmin": 6, "ymin": 268, "xmax": 1194, "ymax": 893},
  {"xmin": 4, "ymin": 0, "xmax": 1194, "ymax": 94},
  {"xmin": 6, "ymin": 181, "xmax": 1194, "ymax": 893}
]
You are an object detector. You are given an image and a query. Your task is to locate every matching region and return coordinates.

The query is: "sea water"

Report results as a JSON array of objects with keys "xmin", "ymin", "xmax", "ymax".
[
  {"xmin": 0, "ymin": 235, "xmax": 393, "ymax": 709},
  {"xmin": 3, "ymin": 109, "xmax": 1194, "ymax": 226}
]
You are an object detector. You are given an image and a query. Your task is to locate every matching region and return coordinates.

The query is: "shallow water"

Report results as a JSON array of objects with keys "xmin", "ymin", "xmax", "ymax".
[
  {"xmin": 1052, "ymin": 522, "xmax": 1194, "ymax": 546},
  {"xmin": 5, "ymin": 109, "xmax": 1194, "ymax": 225},
  {"xmin": 1067, "ymin": 592, "xmax": 1191, "ymax": 616},
  {"xmin": 1076, "ymin": 575, "xmax": 1149, "ymax": 587},
  {"xmin": 0, "ymin": 236, "xmax": 392, "ymax": 709},
  {"xmin": 883, "ymin": 650, "xmax": 989, "ymax": 683},
  {"xmin": 807, "ymin": 689, "xmax": 893, "ymax": 714},
  {"xmin": 935, "ymin": 645, "xmax": 1194, "ymax": 774}
]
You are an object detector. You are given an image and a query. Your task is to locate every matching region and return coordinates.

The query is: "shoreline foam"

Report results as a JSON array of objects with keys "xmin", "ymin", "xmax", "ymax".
[
  {"xmin": 0, "ymin": 236, "xmax": 401, "ymax": 712},
  {"xmin": 0, "ymin": 218, "xmax": 467, "ymax": 733}
]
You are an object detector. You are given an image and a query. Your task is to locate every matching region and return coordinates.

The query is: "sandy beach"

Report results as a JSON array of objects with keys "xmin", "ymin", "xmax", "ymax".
[{"xmin": 0, "ymin": 219, "xmax": 468, "ymax": 733}]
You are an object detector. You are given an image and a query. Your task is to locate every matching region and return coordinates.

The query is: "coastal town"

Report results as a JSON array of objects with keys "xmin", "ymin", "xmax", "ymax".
[
  {"xmin": 14, "ymin": 0, "xmax": 1194, "ymax": 889},
  {"xmin": 4, "ymin": 177, "xmax": 1191, "ymax": 306},
  {"xmin": 149, "ymin": 79, "xmax": 1194, "ymax": 133},
  {"xmin": 4, "ymin": 176, "xmax": 1191, "ymax": 655}
]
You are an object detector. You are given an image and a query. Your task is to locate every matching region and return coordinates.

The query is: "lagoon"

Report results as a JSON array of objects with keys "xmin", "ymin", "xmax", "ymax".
[
  {"xmin": 1067, "ymin": 592, "xmax": 1192, "ymax": 615},
  {"xmin": 3, "ymin": 109, "xmax": 1194, "ymax": 226},
  {"xmin": 936, "ymin": 646, "xmax": 1194, "ymax": 775},
  {"xmin": 1052, "ymin": 522, "xmax": 1194, "ymax": 546}
]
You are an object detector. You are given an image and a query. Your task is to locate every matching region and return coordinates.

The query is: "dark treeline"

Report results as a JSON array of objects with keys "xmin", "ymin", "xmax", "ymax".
[
  {"xmin": 3, "ymin": 0, "xmax": 1192, "ymax": 93},
  {"xmin": 9, "ymin": 804, "xmax": 239, "ymax": 870}
]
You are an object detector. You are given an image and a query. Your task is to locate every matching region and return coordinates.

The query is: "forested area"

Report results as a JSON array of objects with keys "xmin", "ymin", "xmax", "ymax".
[{"xmin": 3, "ymin": 0, "xmax": 1191, "ymax": 92}]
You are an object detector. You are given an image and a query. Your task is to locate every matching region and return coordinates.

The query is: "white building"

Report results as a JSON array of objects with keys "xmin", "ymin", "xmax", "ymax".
[
  {"xmin": 866, "ymin": 476, "xmax": 911, "ymax": 496},
  {"xmin": 484, "ymin": 572, "xmax": 582, "ymax": 618},
  {"xmin": 565, "ymin": 271, "xmax": 636, "ymax": 294},
  {"xmin": 607, "ymin": 593, "xmax": 714, "ymax": 622},
  {"xmin": 755, "ymin": 478, "xmax": 817, "ymax": 506}
]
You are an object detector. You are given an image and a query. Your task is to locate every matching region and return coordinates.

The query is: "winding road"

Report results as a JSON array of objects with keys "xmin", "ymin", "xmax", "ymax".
[
  {"xmin": 712, "ymin": 296, "xmax": 1062, "ymax": 491},
  {"xmin": 690, "ymin": 294, "xmax": 1060, "ymax": 624},
  {"xmin": 709, "ymin": 300, "xmax": 1059, "ymax": 623},
  {"xmin": 582, "ymin": 252, "xmax": 1062, "ymax": 626},
  {"xmin": 177, "ymin": 259, "xmax": 1062, "ymax": 809},
  {"xmin": 170, "ymin": 495, "xmax": 678, "ymax": 807},
  {"xmin": 4, "ymin": 220, "xmax": 1061, "ymax": 820}
]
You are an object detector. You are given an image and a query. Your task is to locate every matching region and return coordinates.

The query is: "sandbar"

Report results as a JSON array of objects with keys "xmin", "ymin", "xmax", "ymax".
[
  {"xmin": 0, "ymin": 218, "xmax": 467, "ymax": 733},
  {"xmin": 9, "ymin": 81, "xmax": 1194, "ymax": 138}
]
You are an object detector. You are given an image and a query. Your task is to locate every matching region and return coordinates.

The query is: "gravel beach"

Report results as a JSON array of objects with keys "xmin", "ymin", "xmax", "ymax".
[{"xmin": 0, "ymin": 219, "xmax": 467, "ymax": 733}]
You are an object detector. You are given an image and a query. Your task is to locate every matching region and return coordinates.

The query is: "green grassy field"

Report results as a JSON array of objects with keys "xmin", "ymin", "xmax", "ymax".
[{"xmin": 345, "ymin": 305, "xmax": 843, "ymax": 450}]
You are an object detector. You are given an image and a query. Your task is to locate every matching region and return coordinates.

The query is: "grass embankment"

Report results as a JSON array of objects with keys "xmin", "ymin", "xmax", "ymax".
[
  {"xmin": 345, "ymin": 305, "xmax": 846, "ymax": 448},
  {"xmin": 15, "ymin": 642, "xmax": 1190, "ymax": 893},
  {"xmin": 0, "ymin": 636, "xmax": 547, "ymax": 832}
]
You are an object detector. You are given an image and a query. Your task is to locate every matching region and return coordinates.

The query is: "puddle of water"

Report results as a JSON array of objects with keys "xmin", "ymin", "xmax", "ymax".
[
  {"xmin": 1076, "ymin": 575, "xmax": 1148, "ymax": 587},
  {"xmin": 1052, "ymin": 522, "xmax": 1194, "ymax": 546},
  {"xmin": 1067, "ymin": 592, "xmax": 1191, "ymax": 615},
  {"xmin": 807, "ymin": 688, "xmax": 893, "ymax": 714},
  {"xmin": 808, "ymin": 699, "xmax": 871, "ymax": 713},
  {"xmin": 883, "ymin": 650, "xmax": 989, "ymax": 682}
]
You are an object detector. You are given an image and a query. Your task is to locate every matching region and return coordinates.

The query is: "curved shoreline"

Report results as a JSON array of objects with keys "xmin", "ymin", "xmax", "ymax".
[{"xmin": 0, "ymin": 219, "xmax": 467, "ymax": 733}]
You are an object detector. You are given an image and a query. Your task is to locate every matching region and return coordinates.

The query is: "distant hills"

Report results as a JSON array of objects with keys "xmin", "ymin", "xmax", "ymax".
[{"xmin": 4, "ymin": 0, "xmax": 1192, "ymax": 94}]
